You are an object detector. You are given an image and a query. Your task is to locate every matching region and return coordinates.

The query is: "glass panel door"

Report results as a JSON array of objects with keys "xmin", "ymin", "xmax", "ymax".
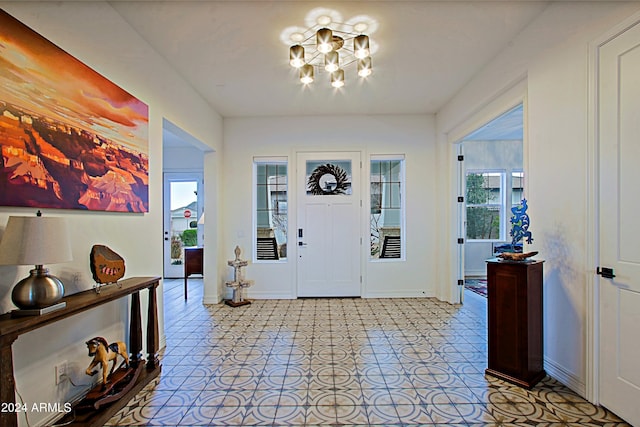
[{"xmin": 163, "ymin": 172, "xmax": 203, "ymax": 278}]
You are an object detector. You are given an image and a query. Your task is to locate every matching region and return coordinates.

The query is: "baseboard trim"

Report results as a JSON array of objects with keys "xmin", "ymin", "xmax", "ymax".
[
  {"xmin": 465, "ymin": 269, "xmax": 486, "ymax": 278},
  {"xmin": 202, "ymin": 295, "xmax": 220, "ymax": 304},
  {"xmin": 544, "ymin": 356, "xmax": 586, "ymax": 398},
  {"xmin": 246, "ymin": 292, "xmax": 295, "ymax": 299},
  {"xmin": 364, "ymin": 290, "xmax": 434, "ymax": 298},
  {"xmin": 229, "ymin": 291, "xmax": 436, "ymax": 299}
]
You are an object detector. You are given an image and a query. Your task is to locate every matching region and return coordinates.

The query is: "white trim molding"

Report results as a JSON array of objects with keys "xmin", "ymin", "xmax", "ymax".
[
  {"xmin": 545, "ymin": 356, "xmax": 587, "ymax": 398},
  {"xmin": 586, "ymin": 9, "xmax": 640, "ymax": 405}
]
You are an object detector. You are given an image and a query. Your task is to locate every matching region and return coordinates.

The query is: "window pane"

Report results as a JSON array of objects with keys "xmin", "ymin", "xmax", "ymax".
[
  {"xmin": 257, "ymin": 164, "xmax": 267, "ymax": 185},
  {"xmin": 370, "ymin": 158, "xmax": 404, "ymax": 259},
  {"xmin": 390, "ymin": 160, "xmax": 401, "ymax": 180},
  {"xmin": 390, "ymin": 182, "xmax": 401, "ymax": 209},
  {"xmin": 256, "ymin": 185, "xmax": 267, "ymax": 210},
  {"xmin": 255, "ymin": 161, "xmax": 287, "ymax": 260},
  {"xmin": 380, "ymin": 160, "xmax": 390, "ymax": 176},
  {"xmin": 466, "ymin": 206, "xmax": 500, "ymax": 240},
  {"xmin": 466, "ymin": 171, "xmax": 504, "ymax": 241},
  {"xmin": 278, "ymin": 164, "xmax": 287, "ymax": 178},
  {"xmin": 370, "ymin": 182, "xmax": 382, "ymax": 214},
  {"xmin": 466, "ymin": 173, "xmax": 489, "ymax": 204},
  {"xmin": 512, "ymin": 171, "xmax": 524, "ymax": 204},
  {"xmin": 370, "ymin": 161, "xmax": 381, "ymax": 179}
]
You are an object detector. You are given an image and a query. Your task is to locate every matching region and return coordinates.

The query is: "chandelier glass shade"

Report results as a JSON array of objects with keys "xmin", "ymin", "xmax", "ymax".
[
  {"xmin": 300, "ymin": 64, "xmax": 314, "ymax": 84},
  {"xmin": 285, "ymin": 10, "xmax": 375, "ymax": 88},
  {"xmin": 331, "ymin": 69, "xmax": 345, "ymax": 88}
]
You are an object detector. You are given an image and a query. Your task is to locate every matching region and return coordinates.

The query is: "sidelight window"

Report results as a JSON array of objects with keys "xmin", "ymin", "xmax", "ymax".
[
  {"xmin": 254, "ymin": 158, "xmax": 288, "ymax": 261},
  {"xmin": 370, "ymin": 156, "xmax": 404, "ymax": 260}
]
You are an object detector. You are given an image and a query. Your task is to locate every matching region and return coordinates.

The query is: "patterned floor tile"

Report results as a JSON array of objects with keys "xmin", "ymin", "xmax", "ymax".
[
  {"xmin": 177, "ymin": 405, "xmax": 216, "ymax": 426},
  {"xmin": 146, "ymin": 405, "xmax": 189, "ymax": 426},
  {"xmin": 104, "ymin": 280, "xmax": 631, "ymax": 426}
]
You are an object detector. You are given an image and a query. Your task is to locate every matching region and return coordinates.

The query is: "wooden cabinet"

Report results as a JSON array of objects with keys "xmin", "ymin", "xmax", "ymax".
[
  {"xmin": 485, "ymin": 259, "xmax": 545, "ymax": 389},
  {"xmin": 184, "ymin": 247, "xmax": 203, "ymax": 300}
]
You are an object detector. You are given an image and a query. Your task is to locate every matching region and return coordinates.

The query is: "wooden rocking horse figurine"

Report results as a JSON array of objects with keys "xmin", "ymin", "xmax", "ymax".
[{"xmin": 85, "ymin": 337, "xmax": 129, "ymax": 389}]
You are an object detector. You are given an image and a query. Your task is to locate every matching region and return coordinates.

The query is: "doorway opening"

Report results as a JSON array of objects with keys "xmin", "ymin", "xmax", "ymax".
[
  {"xmin": 162, "ymin": 120, "xmax": 207, "ymax": 287},
  {"xmin": 163, "ymin": 172, "xmax": 203, "ymax": 278},
  {"xmin": 457, "ymin": 104, "xmax": 524, "ymax": 301}
]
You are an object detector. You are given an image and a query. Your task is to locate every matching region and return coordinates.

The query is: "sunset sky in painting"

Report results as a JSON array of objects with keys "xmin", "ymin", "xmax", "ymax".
[{"xmin": 0, "ymin": 10, "xmax": 148, "ymax": 153}]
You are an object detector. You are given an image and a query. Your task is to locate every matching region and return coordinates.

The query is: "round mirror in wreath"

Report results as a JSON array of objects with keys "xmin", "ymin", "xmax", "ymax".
[{"xmin": 307, "ymin": 163, "xmax": 350, "ymax": 195}]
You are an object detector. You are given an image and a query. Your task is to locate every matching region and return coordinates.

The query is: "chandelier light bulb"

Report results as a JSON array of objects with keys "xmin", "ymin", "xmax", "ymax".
[
  {"xmin": 317, "ymin": 28, "xmax": 333, "ymax": 53},
  {"xmin": 290, "ymin": 32, "xmax": 305, "ymax": 43},
  {"xmin": 317, "ymin": 15, "xmax": 332, "ymax": 26},
  {"xmin": 353, "ymin": 22, "xmax": 369, "ymax": 33},
  {"xmin": 289, "ymin": 45, "xmax": 305, "ymax": 68},
  {"xmin": 354, "ymin": 34, "xmax": 370, "ymax": 59},
  {"xmin": 325, "ymin": 51, "xmax": 339, "ymax": 73},
  {"xmin": 300, "ymin": 64, "xmax": 314, "ymax": 84},
  {"xmin": 331, "ymin": 69, "xmax": 345, "ymax": 88},
  {"xmin": 357, "ymin": 56, "xmax": 372, "ymax": 77}
]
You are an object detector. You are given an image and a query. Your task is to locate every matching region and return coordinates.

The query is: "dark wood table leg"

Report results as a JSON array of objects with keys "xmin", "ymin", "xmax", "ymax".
[
  {"xmin": 184, "ymin": 275, "xmax": 188, "ymax": 300},
  {"xmin": 129, "ymin": 291, "xmax": 143, "ymax": 365},
  {"xmin": 146, "ymin": 284, "xmax": 160, "ymax": 370},
  {"xmin": 0, "ymin": 335, "xmax": 19, "ymax": 427}
]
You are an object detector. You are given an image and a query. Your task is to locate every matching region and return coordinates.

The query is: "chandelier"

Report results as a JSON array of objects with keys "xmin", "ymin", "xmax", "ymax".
[{"xmin": 282, "ymin": 9, "xmax": 377, "ymax": 88}]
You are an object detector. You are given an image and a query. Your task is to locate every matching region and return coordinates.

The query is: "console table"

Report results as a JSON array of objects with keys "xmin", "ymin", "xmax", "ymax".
[
  {"xmin": 0, "ymin": 276, "xmax": 161, "ymax": 427},
  {"xmin": 485, "ymin": 259, "xmax": 545, "ymax": 389},
  {"xmin": 184, "ymin": 247, "xmax": 203, "ymax": 300}
]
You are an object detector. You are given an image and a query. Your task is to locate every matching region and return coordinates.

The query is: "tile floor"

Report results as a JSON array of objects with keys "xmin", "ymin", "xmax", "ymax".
[{"xmin": 106, "ymin": 279, "xmax": 629, "ymax": 426}]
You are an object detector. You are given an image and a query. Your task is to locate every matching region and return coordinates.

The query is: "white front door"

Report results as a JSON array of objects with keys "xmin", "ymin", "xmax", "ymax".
[
  {"xmin": 598, "ymin": 19, "xmax": 640, "ymax": 426},
  {"xmin": 297, "ymin": 152, "xmax": 361, "ymax": 297}
]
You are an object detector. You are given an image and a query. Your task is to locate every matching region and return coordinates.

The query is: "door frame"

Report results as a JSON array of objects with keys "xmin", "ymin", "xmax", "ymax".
[
  {"xmin": 586, "ymin": 10, "xmax": 640, "ymax": 405},
  {"xmin": 162, "ymin": 171, "xmax": 204, "ymax": 278},
  {"xmin": 294, "ymin": 149, "xmax": 364, "ymax": 297},
  {"xmin": 447, "ymin": 80, "xmax": 529, "ymax": 304}
]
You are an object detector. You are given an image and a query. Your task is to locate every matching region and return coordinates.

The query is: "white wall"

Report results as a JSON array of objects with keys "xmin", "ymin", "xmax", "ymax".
[
  {"xmin": 163, "ymin": 146, "xmax": 205, "ymax": 172},
  {"xmin": 0, "ymin": 3, "xmax": 222, "ymax": 426},
  {"xmin": 222, "ymin": 115, "xmax": 435, "ymax": 299},
  {"xmin": 437, "ymin": 2, "xmax": 640, "ymax": 399}
]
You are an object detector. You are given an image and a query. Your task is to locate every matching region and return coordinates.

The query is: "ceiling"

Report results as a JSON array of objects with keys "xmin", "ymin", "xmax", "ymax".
[{"xmin": 109, "ymin": 1, "xmax": 551, "ymax": 118}]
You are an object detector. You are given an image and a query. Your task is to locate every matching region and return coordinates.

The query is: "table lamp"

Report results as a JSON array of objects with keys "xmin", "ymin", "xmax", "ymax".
[{"xmin": 0, "ymin": 213, "xmax": 73, "ymax": 313}]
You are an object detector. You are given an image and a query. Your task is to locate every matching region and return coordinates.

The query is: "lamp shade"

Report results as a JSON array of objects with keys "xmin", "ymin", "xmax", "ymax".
[
  {"xmin": 0, "ymin": 216, "xmax": 73, "ymax": 266},
  {"xmin": 300, "ymin": 64, "xmax": 314, "ymax": 84},
  {"xmin": 325, "ymin": 51, "xmax": 339, "ymax": 73},
  {"xmin": 316, "ymin": 28, "xmax": 333, "ymax": 53},
  {"xmin": 357, "ymin": 56, "xmax": 372, "ymax": 77},
  {"xmin": 331, "ymin": 69, "xmax": 345, "ymax": 88},
  {"xmin": 354, "ymin": 34, "xmax": 370, "ymax": 59},
  {"xmin": 289, "ymin": 44, "xmax": 305, "ymax": 68}
]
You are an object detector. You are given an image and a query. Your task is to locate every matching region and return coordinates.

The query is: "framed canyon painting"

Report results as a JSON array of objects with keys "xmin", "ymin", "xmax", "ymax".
[{"xmin": 0, "ymin": 9, "xmax": 149, "ymax": 212}]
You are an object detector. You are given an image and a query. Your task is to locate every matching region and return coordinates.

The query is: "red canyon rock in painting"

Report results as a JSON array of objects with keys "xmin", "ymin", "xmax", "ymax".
[{"xmin": 0, "ymin": 104, "xmax": 149, "ymax": 212}]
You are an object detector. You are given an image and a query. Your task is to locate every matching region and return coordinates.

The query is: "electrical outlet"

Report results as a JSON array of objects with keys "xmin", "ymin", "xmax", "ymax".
[{"xmin": 55, "ymin": 361, "xmax": 67, "ymax": 385}]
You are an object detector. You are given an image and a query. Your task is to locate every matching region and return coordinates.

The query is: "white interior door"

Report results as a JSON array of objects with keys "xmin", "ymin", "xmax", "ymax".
[
  {"xmin": 598, "ymin": 19, "xmax": 640, "ymax": 426},
  {"xmin": 297, "ymin": 152, "xmax": 361, "ymax": 297},
  {"xmin": 163, "ymin": 172, "xmax": 203, "ymax": 278}
]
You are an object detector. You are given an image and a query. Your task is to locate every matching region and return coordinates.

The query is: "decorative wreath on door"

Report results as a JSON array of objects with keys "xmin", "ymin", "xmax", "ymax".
[{"xmin": 307, "ymin": 163, "xmax": 350, "ymax": 195}]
